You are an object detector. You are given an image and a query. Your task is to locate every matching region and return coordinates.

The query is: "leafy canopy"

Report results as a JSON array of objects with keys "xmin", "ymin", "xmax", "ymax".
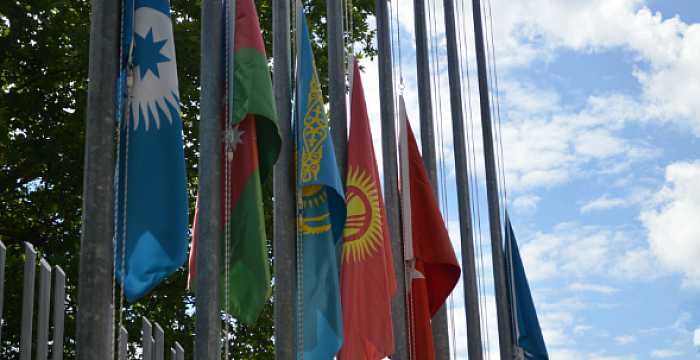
[{"xmin": 0, "ymin": 0, "xmax": 376, "ymax": 358}]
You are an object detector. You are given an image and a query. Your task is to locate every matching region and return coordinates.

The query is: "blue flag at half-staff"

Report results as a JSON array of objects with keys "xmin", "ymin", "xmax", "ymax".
[
  {"xmin": 115, "ymin": 0, "xmax": 189, "ymax": 301},
  {"xmin": 293, "ymin": 7, "xmax": 347, "ymax": 359},
  {"xmin": 505, "ymin": 214, "xmax": 549, "ymax": 360}
]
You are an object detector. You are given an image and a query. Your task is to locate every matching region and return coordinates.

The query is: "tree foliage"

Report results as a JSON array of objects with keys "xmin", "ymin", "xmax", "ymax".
[{"xmin": 0, "ymin": 0, "xmax": 376, "ymax": 358}]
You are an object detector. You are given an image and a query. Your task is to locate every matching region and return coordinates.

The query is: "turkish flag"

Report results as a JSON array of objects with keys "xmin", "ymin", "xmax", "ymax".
[
  {"xmin": 405, "ymin": 117, "xmax": 461, "ymax": 360},
  {"xmin": 338, "ymin": 60, "xmax": 397, "ymax": 360}
]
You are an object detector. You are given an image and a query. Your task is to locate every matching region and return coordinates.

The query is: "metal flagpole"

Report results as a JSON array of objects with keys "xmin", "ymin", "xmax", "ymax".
[
  {"xmin": 470, "ymin": 0, "xmax": 514, "ymax": 358},
  {"xmin": 272, "ymin": 0, "xmax": 296, "ymax": 357},
  {"xmin": 397, "ymin": 96, "xmax": 415, "ymax": 359},
  {"xmin": 442, "ymin": 0, "xmax": 484, "ymax": 357},
  {"xmin": 195, "ymin": 0, "xmax": 224, "ymax": 358},
  {"xmin": 327, "ymin": 0, "xmax": 348, "ymax": 175},
  {"xmin": 376, "ymin": 0, "xmax": 409, "ymax": 358},
  {"xmin": 411, "ymin": 0, "xmax": 450, "ymax": 357},
  {"xmin": 76, "ymin": 0, "xmax": 119, "ymax": 357}
]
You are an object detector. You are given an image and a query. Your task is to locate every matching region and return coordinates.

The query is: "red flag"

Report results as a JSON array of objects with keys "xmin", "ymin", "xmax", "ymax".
[
  {"xmin": 338, "ymin": 61, "xmax": 397, "ymax": 360},
  {"xmin": 405, "ymin": 116, "xmax": 461, "ymax": 360}
]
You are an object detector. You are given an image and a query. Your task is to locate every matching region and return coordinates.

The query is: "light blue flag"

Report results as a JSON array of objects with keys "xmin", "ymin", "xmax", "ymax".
[
  {"xmin": 115, "ymin": 0, "xmax": 189, "ymax": 301},
  {"xmin": 294, "ymin": 8, "xmax": 346, "ymax": 359},
  {"xmin": 505, "ymin": 214, "xmax": 549, "ymax": 360}
]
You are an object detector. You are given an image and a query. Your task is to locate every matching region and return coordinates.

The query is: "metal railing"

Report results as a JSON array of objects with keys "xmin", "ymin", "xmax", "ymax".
[
  {"xmin": 3, "ymin": 241, "xmax": 185, "ymax": 360},
  {"xmin": 15, "ymin": 242, "xmax": 66, "ymax": 360},
  {"xmin": 121, "ymin": 317, "xmax": 185, "ymax": 360}
]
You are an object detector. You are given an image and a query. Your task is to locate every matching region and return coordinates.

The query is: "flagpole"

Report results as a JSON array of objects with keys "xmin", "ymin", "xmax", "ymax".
[
  {"xmin": 376, "ymin": 0, "xmax": 409, "ymax": 358},
  {"xmin": 195, "ymin": 0, "xmax": 224, "ymax": 358},
  {"xmin": 397, "ymin": 97, "xmax": 414, "ymax": 358},
  {"xmin": 411, "ymin": 0, "xmax": 451, "ymax": 357},
  {"xmin": 327, "ymin": 0, "xmax": 347, "ymax": 175},
  {"xmin": 272, "ymin": 0, "xmax": 296, "ymax": 358},
  {"xmin": 76, "ymin": 0, "xmax": 119, "ymax": 357},
  {"xmin": 470, "ymin": 0, "xmax": 514, "ymax": 358},
  {"xmin": 442, "ymin": 0, "xmax": 484, "ymax": 357}
]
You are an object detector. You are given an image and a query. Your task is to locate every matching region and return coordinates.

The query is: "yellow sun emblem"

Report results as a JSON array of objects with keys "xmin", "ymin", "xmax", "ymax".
[
  {"xmin": 343, "ymin": 166, "xmax": 383, "ymax": 263},
  {"xmin": 301, "ymin": 185, "xmax": 331, "ymax": 235}
]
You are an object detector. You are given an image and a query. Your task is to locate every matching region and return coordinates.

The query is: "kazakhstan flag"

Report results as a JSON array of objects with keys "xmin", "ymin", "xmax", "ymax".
[
  {"xmin": 115, "ymin": 0, "xmax": 189, "ymax": 301},
  {"xmin": 295, "ymin": 8, "xmax": 346, "ymax": 359}
]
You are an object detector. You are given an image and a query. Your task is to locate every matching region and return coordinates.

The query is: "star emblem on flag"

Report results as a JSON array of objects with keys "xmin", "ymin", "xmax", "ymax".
[
  {"xmin": 133, "ymin": 28, "xmax": 170, "ymax": 80},
  {"xmin": 225, "ymin": 125, "xmax": 245, "ymax": 160}
]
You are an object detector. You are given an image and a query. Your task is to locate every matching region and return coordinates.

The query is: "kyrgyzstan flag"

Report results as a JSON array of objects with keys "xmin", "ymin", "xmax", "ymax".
[
  {"xmin": 401, "ymin": 99, "xmax": 461, "ymax": 360},
  {"xmin": 338, "ymin": 60, "xmax": 397, "ymax": 360}
]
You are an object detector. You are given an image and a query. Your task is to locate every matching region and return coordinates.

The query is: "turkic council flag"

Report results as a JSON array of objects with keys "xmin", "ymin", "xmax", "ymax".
[
  {"xmin": 295, "ymin": 8, "xmax": 346, "ymax": 359},
  {"xmin": 338, "ymin": 60, "xmax": 396, "ymax": 360},
  {"xmin": 187, "ymin": 0, "xmax": 280, "ymax": 325},
  {"xmin": 505, "ymin": 214, "xmax": 549, "ymax": 360},
  {"xmin": 115, "ymin": 0, "xmax": 189, "ymax": 301},
  {"xmin": 402, "ymin": 103, "xmax": 461, "ymax": 360}
]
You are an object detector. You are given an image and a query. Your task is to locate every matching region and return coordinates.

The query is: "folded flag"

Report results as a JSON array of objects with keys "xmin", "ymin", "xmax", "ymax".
[
  {"xmin": 294, "ymin": 8, "xmax": 346, "ymax": 359},
  {"xmin": 115, "ymin": 0, "xmax": 189, "ymax": 301},
  {"xmin": 338, "ymin": 60, "xmax": 396, "ymax": 360}
]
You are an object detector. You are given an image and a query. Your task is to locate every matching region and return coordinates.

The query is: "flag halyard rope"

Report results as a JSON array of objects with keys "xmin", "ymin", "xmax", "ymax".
[
  {"xmin": 223, "ymin": 0, "xmax": 239, "ymax": 357},
  {"xmin": 114, "ymin": 0, "xmax": 135, "ymax": 355},
  {"xmin": 293, "ymin": 3, "xmax": 304, "ymax": 358}
]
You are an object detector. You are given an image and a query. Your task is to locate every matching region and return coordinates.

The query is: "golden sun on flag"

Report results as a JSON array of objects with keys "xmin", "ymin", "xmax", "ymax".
[
  {"xmin": 343, "ymin": 167, "xmax": 383, "ymax": 263},
  {"xmin": 301, "ymin": 185, "xmax": 331, "ymax": 235}
]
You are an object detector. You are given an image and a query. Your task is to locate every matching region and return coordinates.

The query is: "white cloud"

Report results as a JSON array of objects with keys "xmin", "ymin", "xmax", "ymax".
[
  {"xmin": 511, "ymin": 194, "xmax": 540, "ymax": 213},
  {"xmin": 641, "ymin": 161, "xmax": 700, "ymax": 287},
  {"xmin": 637, "ymin": 25, "xmax": 700, "ymax": 135},
  {"xmin": 612, "ymin": 247, "xmax": 657, "ymax": 281},
  {"xmin": 539, "ymin": 310, "xmax": 575, "ymax": 348},
  {"xmin": 490, "ymin": 0, "xmax": 700, "ymax": 134},
  {"xmin": 615, "ymin": 335, "xmax": 637, "ymax": 345},
  {"xmin": 520, "ymin": 222, "xmax": 657, "ymax": 282},
  {"xmin": 568, "ymin": 282, "xmax": 618, "ymax": 295},
  {"xmin": 650, "ymin": 349, "xmax": 684, "ymax": 358},
  {"xmin": 501, "ymin": 93, "xmax": 657, "ymax": 191},
  {"xmin": 694, "ymin": 327, "xmax": 700, "ymax": 347},
  {"xmin": 589, "ymin": 355, "xmax": 636, "ymax": 360},
  {"xmin": 581, "ymin": 195, "xmax": 627, "ymax": 213}
]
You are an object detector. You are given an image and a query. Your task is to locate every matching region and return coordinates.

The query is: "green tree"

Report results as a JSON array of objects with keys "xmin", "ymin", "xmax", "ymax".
[{"xmin": 0, "ymin": 0, "xmax": 376, "ymax": 358}]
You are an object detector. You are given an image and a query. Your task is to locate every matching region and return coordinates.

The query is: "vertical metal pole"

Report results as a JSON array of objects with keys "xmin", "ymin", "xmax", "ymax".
[
  {"xmin": 36, "ymin": 260, "xmax": 52, "ymax": 360},
  {"xmin": 142, "ymin": 317, "xmax": 152, "ymax": 360},
  {"xmin": 376, "ymin": 0, "xmax": 408, "ymax": 358},
  {"xmin": 196, "ymin": 0, "xmax": 224, "ymax": 358},
  {"xmin": 150, "ymin": 336, "xmax": 155, "ymax": 360},
  {"xmin": 412, "ymin": 0, "xmax": 436, "ymax": 187},
  {"xmin": 118, "ymin": 326, "xmax": 128, "ymax": 360},
  {"xmin": 141, "ymin": 317, "xmax": 153, "ymax": 360},
  {"xmin": 21, "ymin": 242, "xmax": 37, "ymax": 360},
  {"xmin": 154, "ymin": 323, "xmax": 164, "ymax": 360},
  {"xmin": 174, "ymin": 342, "xmax": 185, "ymax": 360},
  {"xmin": 52, "ymin": 266, "xmax": 66, "ymax": 360},
  {"xmin": 76, "ymin": 0, "xmax": 118, "ymax": 358},
  {"xmin": 471, "ymin": 0, "xmax": 513, "ymax": 358},
  {"xmin": 273, "ymin": 0, "xmax": 295, "ymax": 358},
  {"xmin": 327, "ymin": 0, "xmax": 347, "ymax": 174},
  {"xmin": 442, "ymin": 0, "xmax": 484, "ymax": 357},
  {"xmin": 0, "ymin": 241, "xmax": 5, "ymax": 345},
  {"xmin": 411, "ymin": 0, "xmax": 450, "ymax": 357}
]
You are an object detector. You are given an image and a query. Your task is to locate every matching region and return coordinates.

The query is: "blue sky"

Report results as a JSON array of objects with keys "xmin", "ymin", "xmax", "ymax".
[{"xmin": 357, "ymin": 0, "xmax": 700, "ymax": 358}]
